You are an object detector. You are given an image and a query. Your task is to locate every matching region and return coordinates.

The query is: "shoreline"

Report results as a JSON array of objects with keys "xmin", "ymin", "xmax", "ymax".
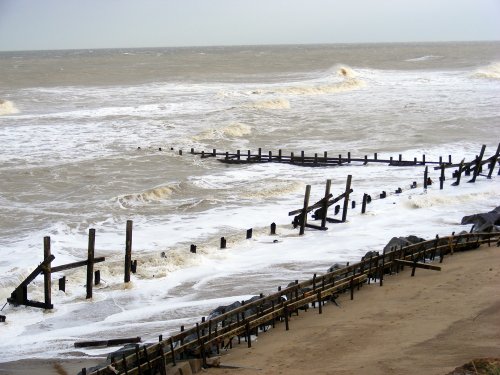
[
  {"xmin": 207, "ymin": 243, "xmax": 500, "ymax": 375},
  {"xmin": 1, "ymin": 243, "xmax": 498, "ymax": 375}
]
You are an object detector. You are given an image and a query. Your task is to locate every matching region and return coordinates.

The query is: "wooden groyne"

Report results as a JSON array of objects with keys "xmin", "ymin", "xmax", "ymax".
[
  {"xmin": 184, "ymin": 143, "xmax": 500, "ymax": 171},
  {"xmin": 4, "ymin": 144, "xmax": 499, "ymax": 312},
  {"xmin": 84, "ymin": 231, "xmax": 500, "ymax": 375}
]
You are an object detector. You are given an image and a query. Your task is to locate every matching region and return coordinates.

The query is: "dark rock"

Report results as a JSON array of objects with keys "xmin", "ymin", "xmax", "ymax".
[
  {"xmin": 461, "ymin": 206, "xmax": 500, "ymax": 233},
  {"xmin": 383, "ymin": 236, "xmax": 425, "ymax": 253}
]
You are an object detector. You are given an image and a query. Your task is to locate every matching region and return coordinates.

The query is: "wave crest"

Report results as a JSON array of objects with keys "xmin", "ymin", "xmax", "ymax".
[
  {"xmin": 472, "ymin": 62, "xmax": 500, "ymax": 80},
  {"xmin": 193, "ymin": 122, "xmax": 252, "ymax": 140},
  {"xmin": 0, "ymin": 99, "xmax": 19, "ymax": 115},
  {"xmin": 116, "ymin": 184, "xmax": 180, "ymax": 207},
  {"xmin": 249, "ymin": 98, "xmax": 290, "ymax": 110},
  {"xmin": 243, "ymin": 180, "xmax": 304, "ymax": 199}
]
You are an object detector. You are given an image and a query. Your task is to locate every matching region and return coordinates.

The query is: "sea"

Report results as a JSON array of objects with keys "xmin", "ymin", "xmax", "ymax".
[{"xmin": 0, "ymin": 41, "xmax": 499, "ymax": 362}]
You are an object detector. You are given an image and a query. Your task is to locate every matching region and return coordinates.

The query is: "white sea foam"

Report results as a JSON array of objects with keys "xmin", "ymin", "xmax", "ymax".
[
  {"xmin": 472, "ymin": 62, "xmax": 500, "ymax": 80},
  {"xmin": 249, "ymin": 98, "xmax": 290, "ymax": 109},
  {"xmin": 0, "ymin": 99, "xmax": 19, "ymax": 115},
  {"xmin": 193, "ymin": 122, "xmax": 252, "ymax": 140}
]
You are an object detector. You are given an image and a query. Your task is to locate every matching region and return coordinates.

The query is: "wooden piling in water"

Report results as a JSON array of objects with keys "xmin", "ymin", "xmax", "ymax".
[
  {"xmin": 190, "ymin": 244, "xmax": 197, "ymax": 253},
  {"xmin": 361, "ymin": 193, "xmax": 367, "ymax": 214},
  {"xmin": 299, "ymin": 185, "xmax": 311, "ymax": 235},
  {"xmin": 86, "ymin": 229, "xmax": 95, "ymax": 299},
  {"xmin": 341, "ymin": 175, "xmax": 352, "ymax": 223},
  {"xmin": 124, "ymin": 220, "xmax": 132, "ymax": 283},
  {"xmin": 320, "ymin": 179, "xmax": 331, "ymax": 228},
  {"xmin": 469, "ymin": 145, "xmax": 486, "ymax": 183},
  {"xmin": 43, "ymin": 236, "xmax": 51, "ymax": 308},
  {"xmin": 58, "ymin": 276, "xmax": 65, "ymax": 292},
  {"xmin": 424, "ymin": 166, "xmax": 429, "ymax": 189},
  {"xmin": 246, "ymin": 229, "xmax": 253, "ymax": 239},
  {"xmin": 220, "ymin": 237, "xmax": 226, "ymax": 249},
  {"xmin": 270, "ymin": 222, "xmax": 276, "ymax": 235},
  {"xmin": 440, "ymin": 164, "xmax": 445, "ymax": 190}
]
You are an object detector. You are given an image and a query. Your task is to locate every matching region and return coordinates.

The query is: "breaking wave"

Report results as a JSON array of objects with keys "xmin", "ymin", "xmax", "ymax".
[
  {"xmin": 249, "ymin": 98, "xmax": 290, "ymax": 110},
  {"xmin": 471, "ymin": 62, "xmax": 500, "ymax": 80},
  {"xmin": 193, "ymin": 122, "xmax": 252, "ymax": 140},
  {"xmin": 116, "ymin": 183, "xmax": 181, "ymax": 207},
  {"xmin": 0, "ymin": 99, "xmax": 19, "ymax": 115},
  {"xmin": 405, "ymin": 189, "xmax": 498, "ymax": 209},
  {"xmin": 249, "ymin": 66, "xmax": 364, "ymax": 96},
  {"xmin": 405, "ymin": 55, "xmax": 442, "ymax": 62},
  {"xmin": 242, "ymin": 180, "xmax": 304, "ymax": 199}
]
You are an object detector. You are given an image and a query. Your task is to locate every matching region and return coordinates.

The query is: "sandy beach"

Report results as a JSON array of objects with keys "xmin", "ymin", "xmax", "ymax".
[
  {"xmin": 0, "ymin": 243, "xmax": 498, "ymax": 375},
  {"xmin": 206, "ymin": 243, "xmax": 500, "ymax": 375}
]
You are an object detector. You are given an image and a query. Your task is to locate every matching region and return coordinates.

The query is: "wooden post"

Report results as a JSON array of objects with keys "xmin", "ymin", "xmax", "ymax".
[
  {"xmin": 246, "ymin": 229, "xmax": 253, "ymax": 239},
  {"xmin": 278, "ymin": 149, "xmax": 282, "ymax": 161},
  {"xmin": 487, "ymin": 143, "xmax": 500, "ymax": 178},
  {"xmin": 364, "ymin": 155, "xmax": 368, "ymax": 165},
  {"xmin": 124, "ymin": 220, "xmax": 132, "ymax": 283},
  {"xmin": 452, "ymin": 159, "xmax": 465, "ymax": 186},
  {"xmin": 299, "ymin": 185, "xmax": 311, "ymax": 235},
  {"xmin": 361, "ymin": 193, "xmax": 367, "ymax": 214},
  {"xmin": 341, "ymin": 175, "xmax": 352, "ymax": 223},
  {"xmin": 190, "ymin": 244, "xmax": 197, "ymax": 253},
  {"xmin": 324, "ymin": 151, "xmax": 328, "ymax": 163},
  {"xmin": 43, "ymin": 236, "xmax": 51, "ymax": 308},
  {"xmin": 258, "ymin": 148, "xmax": 262, "ymax": 161},
  {"xmin": 320, "ymin": 179, "xmax": 331, "ymax": 228},
  {"xmin": 179, "ymin": 149, "xmax": 182, "ymax": 156},
  {"xmin": 94, "ymin": 270, "xmax": 100, "ymax": 286},
  {"xmin": 347, "ymin": 152, "xmax": 351, "ymax": 163},
  {"xmin": 270, "ymin": 222, "xmax": 276, "ymax": 235},
  {"xmin": 86, "ymin": 228, "xmax": 95, "ymax": 299},
  {"xmin": 374, "ymin": 153, "xmax": 378, "ymax": 160},
  {"xmin": 422, "ymin": 154, "xmax": 426, "ymax": 165},
  {"xmin": 220, "ymin": 237, "xmax": 226, "ymax": 249},
  {"xmin": 469, "ymin": 144, "xmax": 486, "ymax": 183},
  {"xmin": 440, "ymin": 164, "xmax": 445, "ymax": 190},
  {"xmin": 424, "ymin": 166, "xmax": 428, "ymax": 189},
  {"xmin": 58, "ymin": 276, "xmax": 66, "ymax": 292}
]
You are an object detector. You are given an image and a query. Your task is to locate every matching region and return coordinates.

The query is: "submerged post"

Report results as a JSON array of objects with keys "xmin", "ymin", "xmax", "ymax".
[
  {"xmin": 86, "ymin": 229, "xmax": 95, "ymax": 299},
  {"xmin": 124, "ymin": 220, "xmax": 132, "ymax": 283},
  {"xmin": 424, "ymin": 166, "xmax": 428, "ymax": 189},
  {"xmin": 43, "ymin": 236, "xmax": 51, "ymax": 308}
]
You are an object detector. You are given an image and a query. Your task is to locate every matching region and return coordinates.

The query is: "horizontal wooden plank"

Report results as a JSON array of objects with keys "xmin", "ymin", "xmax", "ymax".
[
  {"xmin": 394, "ymin": 259, "xmax": 441, "ymax": 271},
  {"xmin": 52, "ymin": 257, "xmax": 105, "ymax": 273}
]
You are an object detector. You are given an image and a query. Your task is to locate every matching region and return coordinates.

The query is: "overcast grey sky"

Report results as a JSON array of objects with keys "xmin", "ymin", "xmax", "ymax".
[{"xmin": 0, "ymin": 0, "xmax": 499, "ymax": 51}]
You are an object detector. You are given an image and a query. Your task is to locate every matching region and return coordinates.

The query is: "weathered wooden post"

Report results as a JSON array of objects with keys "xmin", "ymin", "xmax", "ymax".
[
  {"xmin": 270, "ymin": 223, "xmax": 276, "ymax": 235},
  {"xmin": 268, "ymin": 150, "xmax": 272, "ymax": 162},
  {"xmin": 86, "ymin": 229, "xmax": 95, "ymax": 299},
  {"xmin": 220, "ymin": 237, "xmax": 226, "ymax": 249},
  {"xmin": 179, "ymin": 149, "xmax": 182, "ymax": 156},
  {"xmin": 361, "ymin": 193, "xmax": 367, "ymax": 214},
  {"xmin": 124, "ymin": 220, "xmax": 132, "ymax": 283},
  {"xmin": 374, "ymin": 153, "xmax": 378, "ymax": 161},
  {"xmin": 190, "ymin": 244, "xmax": 197, "ymax": 253},
  {"xmin": 299, "ymin": 185, "xmax": 311, "ymax": 235},
  {"xmin": 237, "ymin": 150, "xmax": 240, "ymax": 161},
  {"xmin": 278, "ymin": 149, "xmax": 282, "ymax": 161},
  {"xmin": 94, "ymin": 270, "xmax": 100, "ymax": 286},
  {"xmin": 347, "ymin": 152, "xmax": 351, "ymax": 163},
  {"xmin": 487, "ymin": 143, "xmax": 500, "ymax": 178},
  {"xmin": 246, "ymin": 229, "xmax": 253, "ymax": 239},
  {"xmin": 440, "ymin": 164, "xmax": 445, "ymax": 190},
  {"xmin": 341, "ymin": 175, "xmax": 352, "ymax": 222},
  {"xmin": 58, "ymin": 276, "xmax": 66, "ymax": 292},
  {"xmin": 321, "ymin": 179, "xmax": 332, "ymax": 228},
  {"xmin": 452, "ymin": 159, "xmax": 465, "ymax": 186},
  {"xmin": 423, "ymin": 166, "xmax": 428, "ymax": 189},
  {"xmin": 258, "ymin": 148, "xmax": 262, "ymax": 161},
  {"xmin": 324, "ymin": 151, "xmax": 328, "ymax": 163},
  {"xmin": 43, "ymin": 236, "xmax": 51, "ymax": 308},
  {"xmin": 364, "ymin": 155, "xmax": 368, "ymax": 165},
  {"xmin": 469, "ymin": 144, "xmax": 486, "ymax": 183}
]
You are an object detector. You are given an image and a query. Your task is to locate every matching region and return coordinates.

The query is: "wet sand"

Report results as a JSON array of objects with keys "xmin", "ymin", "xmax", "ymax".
[
  {"xmin": 207, "ymin": 244, "xmax": 500, "ymax": 375},
  {"xmin": 1, "ymin": 244, "xmax": 498, "ymax": 375}
]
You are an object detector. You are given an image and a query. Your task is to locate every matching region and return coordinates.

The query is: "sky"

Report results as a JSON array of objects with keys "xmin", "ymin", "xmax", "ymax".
[{"xmin": 0, "ymin": 0, "xmax": 499, "ymax": 51}]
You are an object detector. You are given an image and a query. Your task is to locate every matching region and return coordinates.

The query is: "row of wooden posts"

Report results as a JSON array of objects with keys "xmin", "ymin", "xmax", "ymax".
[
  {"xmin": 151, "ymin": 143, "xmax": 500, "ymax": 172},
  {"xmin": 85, "ymin": 231, "xmax": 500, "ymax": 375},
  {"xmin": 6, "ymin": 144, "xmax": 498, "ymax": 311}
]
